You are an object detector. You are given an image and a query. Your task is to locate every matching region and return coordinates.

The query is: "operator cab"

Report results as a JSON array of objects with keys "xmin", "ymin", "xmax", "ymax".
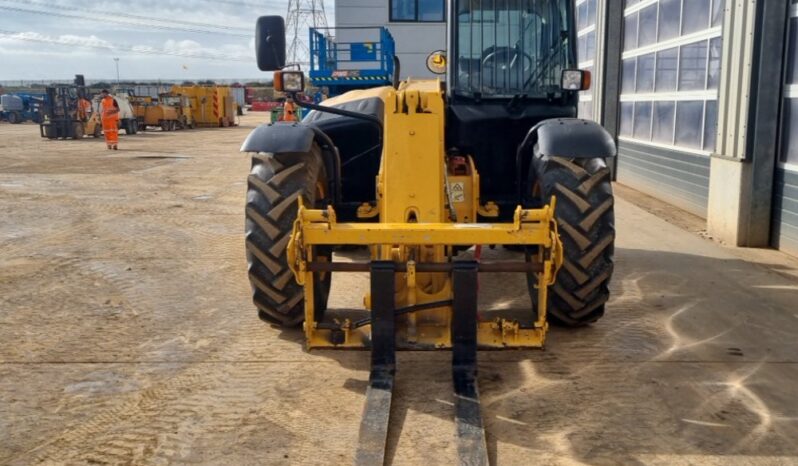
[
  {"xmin": 450, "ymin": 0, "xmax": 573, "ymax": 100},
  {"xmin": 438, "ymin": 0, "xmax": 589, "ymax": 213}
]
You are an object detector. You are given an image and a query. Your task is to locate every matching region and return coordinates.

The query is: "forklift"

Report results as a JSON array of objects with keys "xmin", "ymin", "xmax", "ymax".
[
  {"xmin": 244, "ymin": 0, "xmax": 615, "ymax": 463},
  {"xmin": 39, "ymin": 75, "xmax": 100, "ymax": 140}
]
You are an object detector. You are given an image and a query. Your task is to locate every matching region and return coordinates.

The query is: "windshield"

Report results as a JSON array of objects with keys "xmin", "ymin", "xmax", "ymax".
[{"xmin": 455, "ymin": 0, "xmax": 573, "ymax": 98}]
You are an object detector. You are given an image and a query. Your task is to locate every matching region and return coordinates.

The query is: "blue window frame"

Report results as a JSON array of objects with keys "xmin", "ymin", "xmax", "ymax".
[{"xmin": 390, "ymin": 0, "xmax": 445, "ymax": 22}]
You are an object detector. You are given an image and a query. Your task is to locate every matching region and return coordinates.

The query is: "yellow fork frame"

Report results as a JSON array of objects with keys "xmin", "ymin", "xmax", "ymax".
[
  {"xmin": 287, "ymin": 202, "xmax": 563, "ymax": 349},
  {"xmin": 284, "ymin": 81, "xmax": 563, "ymax": 350}
]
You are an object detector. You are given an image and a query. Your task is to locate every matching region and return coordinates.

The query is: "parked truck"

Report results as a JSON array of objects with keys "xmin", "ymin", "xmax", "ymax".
[
  {"xmin": 92, "ymin": 91, "xmax": 138, "ymax": 134},
  {"xmin": 140, "ymin": 94, "xmax": 193, "ymax": 131}
]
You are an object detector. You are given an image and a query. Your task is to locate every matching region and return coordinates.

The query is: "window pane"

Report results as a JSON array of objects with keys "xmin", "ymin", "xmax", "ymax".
[
  {"xmin": 579, "ymin": 35, "xmax": 588, "ymax": 61},
  {"xmin": 679, "ymin": 41, "xmax": 708, "ymax": 91},
  {"xmin": 578, "ymin": 1, "xmax": 589, "ymax": 30},
  {"xmin": 625, "ymin": 0, "xmax": 640, "ymax": 7},
  {"xmin": 586, "ymin": 31, "xmax": 597, "ymax": 62},
  {"xmin": 656, "ymin": 48, "xmax": 678, "ymax": 92},
  {"xmin": 788, "ymin": 18, "xmax": 798, "ymax": 85},
  {"xmin": 707, "ymin": 37, "xmax": 722, "ymax": 90},
  {"xmin": 682, "ymin": 0, "xmax": 711, "ymax": 35},
  {"xmin": 638, "ymin": 5, "xmax": 657, "ymax": 47},
  {"xmin": 624, "ymin": 13, "xmax": 638, "ymax": 51},
  {"xmin": 623, "ymin": 58, "xmax": 637, "ymax": 93},
  {"xmin": 636, "ymin": 53, "xmax": 655, "ymax": 93},
  {"xmin": 782, "ymin": 99, "xmax": 798, "ymax": 164},
  {"xmin": 703, "ymin": 100, "xmax": 718, "ymax": 152},
  {"xmin": 391, "ymin": 0, "xmax": 415, "ymax": 21},
  {"xmin": 711, "ymin": 0, "xmax": 725, "ymax": 28},
  {"xmin": 579, "ymin": 100, "xmax": 594, "ymax": 120},
  {"xmin": 653, "ymin": 101, "xmax": 675, "ymax": 144},
  {"xmin": 634, "ymin": 101, "xmax": 652, "ymax": 140},
  {"xmin": 418, "ymin": 0, "xmax": 444, "ymax": 21},
  {"xmin": 675, "ymin": 100, "xmax": 704, "ymax": 149},
  {"xmin": 658, "ymin": 0, "xmax": 681, "ymax": 42},
  {"xmin": 621, "ymin": 102, "xmax": 634, "ymax": 136},
  {"xmin": 587, "ymin": 0, "xmax": 597, "ymax": 26}
]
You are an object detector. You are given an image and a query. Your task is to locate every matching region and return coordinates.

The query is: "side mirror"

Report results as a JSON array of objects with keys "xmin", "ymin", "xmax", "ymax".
[
  {"xmin": 256, "ymin": 16, "xmax": 286, "ymax": 71},
  {"xmin": 561, "ymin": 69, "xmax": 591, "ymax": 91}
]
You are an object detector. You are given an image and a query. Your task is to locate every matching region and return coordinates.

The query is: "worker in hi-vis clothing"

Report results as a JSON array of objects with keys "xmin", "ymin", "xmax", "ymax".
[
  {"xmin": 281, "ymin": 96, "xmax": 297, "ymax": 122},
  {"xmin": 77, "ymin": 96, "xmax": 92, "ymax": 121},
  {"xmin": 100, "ymin": 89, "xmax": 120, "ymax": 150}
]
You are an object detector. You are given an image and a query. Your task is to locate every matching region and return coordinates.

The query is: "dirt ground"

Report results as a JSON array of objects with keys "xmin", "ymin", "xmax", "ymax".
[{"xmin": 2, "ymin": 114, "xmax": 798, "ymax": 465}]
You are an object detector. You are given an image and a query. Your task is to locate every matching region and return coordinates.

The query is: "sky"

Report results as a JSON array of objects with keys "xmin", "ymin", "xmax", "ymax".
[{"xmin": 0, "ymin": 0, "xmax": 334, "ymax": 81}]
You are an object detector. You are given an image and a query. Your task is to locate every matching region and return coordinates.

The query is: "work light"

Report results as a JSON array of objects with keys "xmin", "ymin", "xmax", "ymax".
[{"xmin": 274, "ymin": 71, "xmax": 305, "ymax": 93}]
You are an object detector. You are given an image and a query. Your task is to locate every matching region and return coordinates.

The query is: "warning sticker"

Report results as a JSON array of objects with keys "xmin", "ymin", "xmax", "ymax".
[{"xmin": 449, "ymin": 182, "xmax": 465, "ymax": 203}]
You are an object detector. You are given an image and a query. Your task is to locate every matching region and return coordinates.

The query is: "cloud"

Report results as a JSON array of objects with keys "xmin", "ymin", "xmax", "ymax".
[{"xmin": 0, "ymin": 0, "xmax": 335, "ymax": 80}]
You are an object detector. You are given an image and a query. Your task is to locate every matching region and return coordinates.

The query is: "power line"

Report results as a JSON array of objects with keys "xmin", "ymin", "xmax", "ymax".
[
  {"xmin": 0, "ymin": 30, "xmax": 252, "ymax": 62},
  {"xmin": 0, "ymin": 0, "xmax": 251, "ymax": 32},
  {"xmin": 0, "ymin": 5, "xmax": 253, "ymax": 38},
  {"xmin": 195, "ymin": 0, "xmax": 292, "ymax": 9}
]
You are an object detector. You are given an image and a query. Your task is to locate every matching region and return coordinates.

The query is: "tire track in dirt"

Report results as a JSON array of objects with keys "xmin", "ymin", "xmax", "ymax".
[{"xmin": 19, "ymin": 359, "xmax": 360, "ymax": 465}]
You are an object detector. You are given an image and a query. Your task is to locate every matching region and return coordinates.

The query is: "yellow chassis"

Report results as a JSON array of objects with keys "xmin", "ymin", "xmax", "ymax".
[
  {"xmin": 288, "ymin": 203, "xmax": 562, "ymax": 349},
  {"xmin": 286, "ymin": 80, "xmax": 563, "ymax": 350}
]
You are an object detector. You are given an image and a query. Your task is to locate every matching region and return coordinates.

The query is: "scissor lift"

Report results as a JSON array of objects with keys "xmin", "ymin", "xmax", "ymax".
[{"xmin": 308, "ymin": 27, "xmax": 396, "ymax": 97}]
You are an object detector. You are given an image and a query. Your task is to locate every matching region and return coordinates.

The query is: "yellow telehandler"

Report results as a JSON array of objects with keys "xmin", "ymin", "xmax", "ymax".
[{"xmin": 242, "ymin": 2, "xmax": 615, "ymax": 463}]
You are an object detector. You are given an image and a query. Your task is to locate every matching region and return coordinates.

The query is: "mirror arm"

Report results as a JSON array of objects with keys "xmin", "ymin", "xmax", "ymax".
[{"xmin": 290, "ymin": 92, "xmax": 383, "ymax": 144}]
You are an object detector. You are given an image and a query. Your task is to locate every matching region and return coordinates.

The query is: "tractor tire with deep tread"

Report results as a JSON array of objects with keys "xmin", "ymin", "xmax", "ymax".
[
  {"xmin": 245, "ymin": 145, "xmax": 332, "ymax": 327},
  {"xmin": 531, "ymin": 154, "xmax": 615, "ymax": 326}
]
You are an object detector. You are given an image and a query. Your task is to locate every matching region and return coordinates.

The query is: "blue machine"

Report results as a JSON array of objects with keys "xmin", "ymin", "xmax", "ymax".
[
  {"xmin": 0, "ymin": 93, "xmax": 45, "ymax": 124},
  {"xmin": 308, "ymin": 27, "xmax": 396, "ymax": 97}
]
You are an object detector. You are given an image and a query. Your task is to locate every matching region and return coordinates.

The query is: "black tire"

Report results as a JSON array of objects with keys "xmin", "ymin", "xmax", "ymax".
[
  {"xmin": 93, "ymin": 124, "xmax": 102, "ymax": 138},
  {"xmin": 8, "ymin": 112, "xmax": 20, "ymax": 124},
  {"xmin": 245, "ymin": 146, "xmax": 332, "ymax": 327},
  {"xmin": 531, "ymin": 154, "xmax": 614, "ymax": 326}
]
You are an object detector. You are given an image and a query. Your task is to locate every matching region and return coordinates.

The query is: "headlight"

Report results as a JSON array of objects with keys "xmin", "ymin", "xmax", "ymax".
[
  {"xmin": 275, "ymin": 71, "xmax": 305, "ymax": 93},
  {"xmin": 561, "ymin": 69, "xmax": 591, "ymax": 91}
]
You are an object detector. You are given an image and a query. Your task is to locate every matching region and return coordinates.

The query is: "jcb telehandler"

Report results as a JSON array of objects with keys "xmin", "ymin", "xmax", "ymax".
[{"xmin": 242, "ymin": 1, "xmax": 615, "ymax": 463}]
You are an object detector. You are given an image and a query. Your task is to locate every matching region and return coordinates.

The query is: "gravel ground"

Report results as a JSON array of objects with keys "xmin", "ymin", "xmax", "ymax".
[{"xmin": 2, "ymin": 114, "xmax": 798, "ymax": 465}]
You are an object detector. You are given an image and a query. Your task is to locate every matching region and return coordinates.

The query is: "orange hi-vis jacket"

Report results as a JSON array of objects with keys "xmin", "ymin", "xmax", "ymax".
[
  {"xmin": 101, "ymin": 96, "xmax": 119, "ymax": 120},
  {"xmin": 101, "ymin": 96, "xmax": 120, "ymax": 145},
  {"xmin": 78, "ymin": 98, "xmax": 92, "ymax": 120},
  {"xmin": 282, "ymin": 100, "xmax": 297, "ymax": 122}
]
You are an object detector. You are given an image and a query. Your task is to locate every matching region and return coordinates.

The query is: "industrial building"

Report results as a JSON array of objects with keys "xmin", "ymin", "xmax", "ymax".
[
  {"xmin": 335, "ymin": 0, "xmax": 446, "ymax": 77},
  {"xmin": 336, "ymin": 0, "xmax": 798, "ymax": 257}
]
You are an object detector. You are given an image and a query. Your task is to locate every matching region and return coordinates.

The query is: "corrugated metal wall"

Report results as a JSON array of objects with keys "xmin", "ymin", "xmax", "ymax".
[
  {"xmin": 772, "ymin": 168, "xmax": 798, "ymax": 256},
  {"xmin": 614, "ymin": 0, "xmax": 723, "ymax": 219},
  {"xmin": 617, "ymin": 140, "xmax": 710, "ymax": 217},
  {"xmin": 773, "ymin": 8, "xmax": 798, "ymax": 256}
]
